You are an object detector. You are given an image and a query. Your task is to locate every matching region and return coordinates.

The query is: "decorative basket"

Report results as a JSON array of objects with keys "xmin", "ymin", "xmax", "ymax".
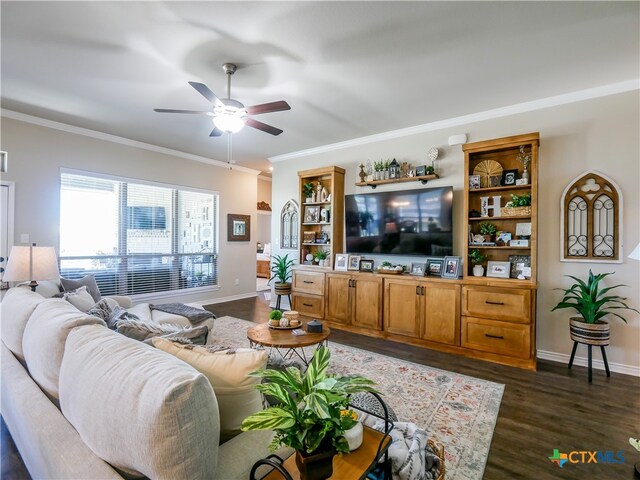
[{"xmin": 501, "ymin": 205, "xmax": 531, "ymax": 217}]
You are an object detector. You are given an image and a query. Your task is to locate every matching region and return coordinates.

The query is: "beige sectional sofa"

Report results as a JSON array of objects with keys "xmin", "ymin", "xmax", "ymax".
[{"xmin": 0, "ymin": 286, "xmax": 285, "ymax": 479}]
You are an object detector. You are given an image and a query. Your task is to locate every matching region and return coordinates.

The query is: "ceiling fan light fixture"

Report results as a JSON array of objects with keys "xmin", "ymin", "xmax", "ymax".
[{"xmin": 212, "ymin": 104, "xmax": 247, "ymax": 133}]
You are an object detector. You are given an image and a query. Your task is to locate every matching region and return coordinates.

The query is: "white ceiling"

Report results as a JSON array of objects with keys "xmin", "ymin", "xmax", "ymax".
[{"xmin": 1, "ymin": 2, "xmax": 638, "ymax": 174}]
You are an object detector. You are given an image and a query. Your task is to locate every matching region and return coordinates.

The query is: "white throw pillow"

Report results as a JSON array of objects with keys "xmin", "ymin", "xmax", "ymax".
[
  {"xmin": 58, "ymin": 286, "xmax": 95, "ymax": 312},
  {"xmin": 0, "ymin": 286, "xmax": 45, "ymax": 361},
  {"xmin": 152, "ymin": 338, "xmax": 267, "ymax": 442},
  {"xmin": 60, "ymin": 325, "xmax": 219, "ymax": 479},
  {"xmin": 22, "ymin": 299, "xmax": 105, "ymax": 399}
]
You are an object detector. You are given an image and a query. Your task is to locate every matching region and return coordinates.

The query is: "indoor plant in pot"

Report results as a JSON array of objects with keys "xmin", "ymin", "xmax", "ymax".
[
  {"xmin": 314, "ymin": 249, "xmax": 328, "ymax": 267},
  {"xmin": 478, "ymin": 222, "xmax": 497, "ymax": 242},
  {"xmin": 303, "ymin": 182, "xmax": 315, "ymax": 203},
  {"xmin": 468, "ymin": 249, "xmax": 487, "ymax": 277},
  {"xmin": 269, "ymin": 254, "xmax": 295, "ymax": 297},
  {"xmin": 241, "ymin": 346, "xmax": 377, "ymax": 480},
  {"xmin": 552, "ymin": 270, "xmax": 638, "ymax": 346}
]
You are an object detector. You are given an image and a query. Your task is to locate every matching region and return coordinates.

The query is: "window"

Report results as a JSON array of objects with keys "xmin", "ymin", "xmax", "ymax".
[
  {"xmin": 561, "ymin": 170, "xmax": 622, "ymax": 262},
  {"xmin": 60, "ymin": 170, "xmax": 218, "ymax": 296}
]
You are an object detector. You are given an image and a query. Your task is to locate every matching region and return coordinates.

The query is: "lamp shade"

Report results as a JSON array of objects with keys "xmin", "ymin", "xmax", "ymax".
[
  {"xmin": 629, "ymin": 243, "xmax": 640, "ymax": 261},
  {"xmin": 3, "ymin": 245, "xmax": 60, "ymax": 282}
]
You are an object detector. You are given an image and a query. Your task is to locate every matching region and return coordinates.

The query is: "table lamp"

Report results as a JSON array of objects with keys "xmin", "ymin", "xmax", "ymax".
[{"xmin": 3, "ymin": 244, "xmax": 60, "ymax": 291}]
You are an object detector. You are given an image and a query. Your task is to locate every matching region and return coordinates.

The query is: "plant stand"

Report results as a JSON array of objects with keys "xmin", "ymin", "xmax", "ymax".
[{"xmin": 568, "ymin": 341, "xmax": 610, "ymax": 383}]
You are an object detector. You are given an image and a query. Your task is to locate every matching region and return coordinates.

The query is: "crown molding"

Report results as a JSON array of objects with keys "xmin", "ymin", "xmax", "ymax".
[
  {"xmin": 257, "ymin": 175, "xmax": 273, "ymax": 182},
  {"xmin": 270, "ymin": 79, "xmax": 639, "ymax": 162},
  {"xmin": 0, "ymin": 109, "xmax": 261, "ymax": 175}
]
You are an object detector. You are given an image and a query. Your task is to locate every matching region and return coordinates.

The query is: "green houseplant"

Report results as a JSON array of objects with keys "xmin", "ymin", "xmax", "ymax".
[
  {"xmin": 468, "ymin": 249, "xmax": 487, "ymax": 277},
  {"xmin": 314, "ymin": 249, "xmax": 328, "ymax": 266},
  {"xmin": 269, "ymin": 254, "xmax": 295, "ymax": 296},
  {"xmin": 552, "ymin": 270, "xmax": 638, "ymax": 346},
  {"xmin": 478, "ymin": 222, "xmax": 497, "ymax": 241},
  {"xmin": 241, "ymin": 346, "xmax": 377, "ymax": 479},
  {"xmin": 303, "ymin": 182, "xmax": 315, "ymax": 202}
]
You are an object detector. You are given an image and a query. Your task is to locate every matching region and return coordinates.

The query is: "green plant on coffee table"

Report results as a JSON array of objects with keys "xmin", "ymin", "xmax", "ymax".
[
  {"xmin": 551, "ymin": 270, "xmax": 638, "ymax": 324},
  {"xmin": 303, "ymin": 182, "xmax": 315, "ymax": 199},
  {"xmin": 315, "ymin": 249, "xmax": 328, "ymax": 261},
  {"xmin": 268, "ymin": 310, "xmax": 283, "ymax": 321},
  {"xmin": 269, "ymin": 254, "xmax": 295, "ymax": 285},
  {"xmin": 241, "ymin": 346, "xmax": 378, "ymax": 454},
  {"xmin": 479, "ymin": 222, "xmax": 497, "ymax": 236},
  {"xmin": 510, "ymin": 193, "xmax": 532, "ymax": 207},
  {"xmin": 468, "ymin": 249, "xmax": 487, "ymax": 265}
]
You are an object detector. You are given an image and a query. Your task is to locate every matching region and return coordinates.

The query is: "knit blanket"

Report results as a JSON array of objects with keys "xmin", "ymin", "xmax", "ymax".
[{"xmin": 149, "ymin": 303, "xmax": 215, "ymax": 325}]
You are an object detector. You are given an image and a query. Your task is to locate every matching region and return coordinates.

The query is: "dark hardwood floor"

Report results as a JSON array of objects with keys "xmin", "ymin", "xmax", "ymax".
[{"xmin": 3, "ymin": 296, "xmax": 638, "ymax": 479}]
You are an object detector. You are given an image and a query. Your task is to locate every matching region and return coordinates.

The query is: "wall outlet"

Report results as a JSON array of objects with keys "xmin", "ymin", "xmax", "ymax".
[
  {"xmin": 234, "ymin": 278, "xmax": 239, "ymax": 286},
  {"xmin": 20, "ymin": 233, "xmax": 30, "ymax": 243}
]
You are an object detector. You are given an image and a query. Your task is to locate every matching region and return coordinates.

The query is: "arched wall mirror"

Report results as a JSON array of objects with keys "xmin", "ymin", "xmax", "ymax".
[{"xmin": 280, "ymin": 200, "xmax": 299, "ymax": 250}]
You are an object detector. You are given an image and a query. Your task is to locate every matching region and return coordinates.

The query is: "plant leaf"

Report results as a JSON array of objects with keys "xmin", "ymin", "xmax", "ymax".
[{"xmin": 242, "ymin": 407, "xmax": 296, "ymax": 431}]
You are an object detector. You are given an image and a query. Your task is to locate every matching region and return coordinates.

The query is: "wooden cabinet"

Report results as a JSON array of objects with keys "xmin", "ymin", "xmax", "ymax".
[
  {"xmin": 292, "ymin": 268, "xmax": 326, "ymax": 318},
  {"xmin": 384, "ymin": 277, "xmax": 421, "ymax": 338},
  {"xmin": 326, "ymin": 273, "xmax": 382, "ymax": 329},
  {"xmin": 298, "ymin": 167, "xmax": 345, "ymax": 269},
  {"xmin": 423, "ymin": 283, "xmax": 460, "ymax": 345},
  {"xmin": 462, "ymin": 286, "xmax": 531, "ymax": 323}
]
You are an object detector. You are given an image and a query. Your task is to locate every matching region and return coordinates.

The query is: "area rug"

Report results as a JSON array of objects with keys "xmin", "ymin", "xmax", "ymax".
[{"xmin": 211, "ymin": 316, "xmax": 504, "ymax": 480}]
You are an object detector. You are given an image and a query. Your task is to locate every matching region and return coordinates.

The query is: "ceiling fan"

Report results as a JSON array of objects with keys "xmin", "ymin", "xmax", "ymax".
[{"xmin": 154, "ymin": 63, "xmax": 290, "ymax": 136}]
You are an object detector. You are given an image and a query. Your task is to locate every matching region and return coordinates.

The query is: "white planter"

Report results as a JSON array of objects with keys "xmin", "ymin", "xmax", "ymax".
[
  {"xmin": 343, "ymin": 421, "xmax": 363, "ymax": 451},
  {"xmin": 473, "ymin": 265, "xmax": 485, "ymax": 277}
]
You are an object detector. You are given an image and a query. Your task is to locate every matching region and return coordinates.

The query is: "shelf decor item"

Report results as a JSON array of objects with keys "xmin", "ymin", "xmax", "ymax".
[
  {"xmin": 228, "ymin": 214, "xmax": 250, "ymax": 241},
  {"xmin": 468, "ymin": 249, "xmax": 487, "ymax": 277},
  {"xmin": 501, "ymin": 193, "xmax": 532, "ymax": 217},
  {"xmin": 486, "ymin": 261, "xmax": 511, "ymax": 278},
  {"xmin": 516, "ymin": 145, "xmax": 531, "ymax": 184},
  {"xmin": 473, "ymin": 159, "xmax": 503, "ymax": 188},
  {"xmin": 426, "ymin": 258, "xmax": 444, "ymax": 277},
  {"xmin": 442, "ymin": 256, "xmax": 462, "ymax": 279},
  {"xmin": 304, "ymin": 205, "xmax": 320, "ymax": 223}
]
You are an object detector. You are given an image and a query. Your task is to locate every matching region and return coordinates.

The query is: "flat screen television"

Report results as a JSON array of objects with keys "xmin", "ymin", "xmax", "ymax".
[
  {"xmin": 345, "ymin": 186, "xmax": 453, "ymax": 256},
  {"xmin": 127, "ymin": 206, "xmax": 167, "ymax": 230}
]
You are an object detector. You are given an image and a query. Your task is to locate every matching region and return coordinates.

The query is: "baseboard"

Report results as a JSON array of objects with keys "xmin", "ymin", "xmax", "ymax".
[
  {"xmin": 191, "ymin": 291, "xmax": 258, "ymax": 306},
  {"xmin": 537, "ymin": 349, "xmax": 640, "ymax": 377}
]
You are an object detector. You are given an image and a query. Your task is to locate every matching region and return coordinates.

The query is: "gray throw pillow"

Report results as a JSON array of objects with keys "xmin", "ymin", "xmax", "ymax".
[
  {"xmin": 61, "ymin": 275, "xmax": 102, "ymax": 303},
  {"xmin": 87, "ymin": 298, "xmax": 119, "ymax": 323},
  {"xmin": 116, "ymin": 316, "xmax": 208, "ymax": 345}
]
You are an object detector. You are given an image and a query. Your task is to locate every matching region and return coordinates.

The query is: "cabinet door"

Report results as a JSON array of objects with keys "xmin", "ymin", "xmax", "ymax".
[
  {"xmin": 352, "ymin": 276, "xmax": 383, "ymax": 330},
  {"xmin": 384, "ymin": 278, "xmax": 421, "ymax": 338},
  {"xmin": 325, "ymin": 274, "xmax": 351, "ymax": 325},
  {"xmin": 422, "ymin": 283, "xmax": 460, "ymax": 345}
]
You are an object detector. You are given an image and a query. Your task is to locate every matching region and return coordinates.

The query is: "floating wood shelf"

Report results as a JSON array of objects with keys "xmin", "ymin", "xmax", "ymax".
[
  {"xmin": 469, "ymin": 184, "xmax": 532, "ymax": 193},
  {"xmin": 355, "ymin": 174, "xmax": 439, "ymax": 189},
  {"xmin": 468, "ymin": 215, "xmax": 531, "ymax": 221},
  {"xmin": 468, "ymin": 245, "xmax": 531, "ymax": 250}
]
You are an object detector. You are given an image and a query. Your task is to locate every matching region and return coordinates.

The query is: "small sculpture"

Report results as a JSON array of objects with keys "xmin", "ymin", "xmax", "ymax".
[
  {"xmin": 359, "ymin": 163, "xmax": 366, "ymax": 183},
  {"xmin": 401, "ymin": 162, "xmax": 410, "ymax": 178}
]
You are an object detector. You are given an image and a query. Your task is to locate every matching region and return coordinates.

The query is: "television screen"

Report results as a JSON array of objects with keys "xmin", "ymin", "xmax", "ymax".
[
  {"xmin": 127, "ymin": 206, "xmax": 167, "ymax": 230},
  {"xmin": 345, "ymin": 186, "xmax": 453, "ymax": 256}
]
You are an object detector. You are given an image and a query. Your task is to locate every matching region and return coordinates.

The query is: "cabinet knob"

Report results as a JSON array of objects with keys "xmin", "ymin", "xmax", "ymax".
[{"xmin": 485, "ymin": 300, "xmax": 505, "ymax": 306}]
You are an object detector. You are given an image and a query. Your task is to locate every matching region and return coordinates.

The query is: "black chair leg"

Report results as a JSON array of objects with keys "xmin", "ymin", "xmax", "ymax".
[
  {"xmin": 588, "ymin": 344, "xmax": 593, "ymax": 383},
  {"xmin": 568, "ymin": 341, "xmax": 578, "ymax": 369},
  {"xmin": 601, "ymin": 346, "xmax": 611, "ymax": 377}
]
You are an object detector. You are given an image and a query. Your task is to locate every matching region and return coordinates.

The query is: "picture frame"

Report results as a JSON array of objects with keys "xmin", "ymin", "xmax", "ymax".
[
  {"xmin": 508, "ymin": 255, "xmax": 531, "ymax": 279},
  {"xmin": 359, "ymin": 259, "xmax": 374, "ymax": 272},
  {"xmin": 304, "ymin": 205, "xmax": 320, "ymax": 223},
  {"xmin": 501, "ymin": 169, "xmax": 518, "ymax": 186},
  {"xmin": 227, "ymin": 214, "xmax": 250, "ymax": 242},
  {"xmin": 426, "ymin": 258, "xmax": 444, "ymax": 277},
  {"xmin": 486, "ymin": 260, "xmax": 511, "ymax": 278},
  {"xmin": 316, "ymin": 231, "xmax": 329, "ymax": 244},
  {"xmin": 348, "ymin": 255, "xmax": 362, "ymax": 271},
  {"xmin": 303, "ymin": 231, "xmax": 316, "ymax": 244},
  {"xmin": 415, "ymin": 165, "xmax": 426, "ymax": 177},
  {"xmin": 334, "ymin": 253, "xmax": 348, "ymax": 271},
  {"xmin": 410, "ymin": 262, "xmax": 426, "ymax": 276},
  {"xmin": 495, "ymin": 231, "xmax": 512, "ymax": 245},
  {"xmin": 469, "ymin": 175, "xmax": 481, "ymax": 190},
  {"xmin": 489, "ymin": 174, "xmax": 502, "ymax": 187},
  {"xmin": 442, "ymin": 256, "xmax": 462, "ymax": 279}
]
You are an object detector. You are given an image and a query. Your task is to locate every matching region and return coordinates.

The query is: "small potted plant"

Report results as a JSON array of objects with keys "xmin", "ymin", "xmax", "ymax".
[
  {"xmin": 242, "ymin": 347, "xmax": 377, "ymax": 480},
  {"xmin": 551, "ymin": 270, "xmax": 638, "ymax": 346},
  {"xmin": 269, "ymin": 254, "xmax": 295, "ymax": 297},
  {"xmin": 303, "ymin": 182, "xmax": 315, "ymax": 203},
  {"xmin": 502, "ymin": 193, "xmax": 532, "ymax": 216},
  {"xmin": 268, "ymin": 309, "xmax": 283, "ymax": 327},
  {"xmin": 478, "ymin": 222, "xmax": 497, "ymax": 242},
  {"xmin": 314, "ymin": 249, "xmax": 328, "ymax": 267},
  {"xmin": 468, "ymin": 249, "xmax": 487, "ymax": 277}
]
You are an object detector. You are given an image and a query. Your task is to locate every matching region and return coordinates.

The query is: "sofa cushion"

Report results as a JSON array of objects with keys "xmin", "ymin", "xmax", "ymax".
[
  {"xmin": 59, "ymin": 325, "xmax": 219, "ymax": 479},
  {"xmin": 60, "ymin": 275, "xmax": 101, "ymax": 303},
  {"xmin": 127, "ymin": 302, "xmax": 215, "ymax": 332},
  {"xmin": 152, "ymin": 338, "xmax": 267, "ymax": 443},
  {"xmin": 116, "ymin": 315, "xmax": 208, "ymax": 345},
  {"xmin": 22, "ymin": 299, "xmax": 106, "ymax": 399},
  {"xmin": 54, "ymin": 286, "xmax": 95, "ymax": 312},
  {"xmin": 0, "ymin": 286, "xmax": 46, "ymax": 361}
]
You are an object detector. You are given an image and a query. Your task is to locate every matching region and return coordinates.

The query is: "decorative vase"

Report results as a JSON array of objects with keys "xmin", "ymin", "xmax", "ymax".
[
  {"xmin": 274, "ymin": 282, "xmax": 292, "ymax": 296},
  {"xmin": 343, "ymin": 421, "xmax": 363, "ymax": 451},
  {"xmin": 521, "ymin": 167, "xmax": 530, "ymax": 184},
  {"xmin": 295, "ymin": 447, "xmax": 336, "ymax": 480},
  {"xmin": 569, "ymin": 317, "xmax": 610, "ymax": 346},
  {"xmin": 473, "ymin": 265, "xmax": 484, "ymax": 277}
]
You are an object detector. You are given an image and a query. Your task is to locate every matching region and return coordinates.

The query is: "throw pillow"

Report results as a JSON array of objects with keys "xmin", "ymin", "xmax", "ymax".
[
  {"xmin": 116, "ymin": 315, "xmax": 208, "ymax": 345},
  {"xmin": 86, "ymin": 297, "xmax": 119, "ymax": 323},
  {"xmin": 152, "ymin": 338, "xmax": 268, "ymax": 443},
  {"xmin": 54, "ymin": 286, "xmax": 95, "ymax": 312},
  {"xmin": 60, "ymin": 275, "xmax": 101, "ymax": 303}
]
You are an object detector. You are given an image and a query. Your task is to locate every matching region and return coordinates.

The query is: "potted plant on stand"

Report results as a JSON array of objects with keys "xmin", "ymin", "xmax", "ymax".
[
  {"xmin": 242, "ymin": 346, "xmax": 377, "ymax": 480},
  {"xmin": 468, "ymin": 249, "xmax": 487, "ymax": 277},
  {"xmin": 552, "ymin": 270, "xmax": 638, "ymax": 382},
  {"xmin": 269, "ymin": 254, "xmax": 295, "ymax": 298}
]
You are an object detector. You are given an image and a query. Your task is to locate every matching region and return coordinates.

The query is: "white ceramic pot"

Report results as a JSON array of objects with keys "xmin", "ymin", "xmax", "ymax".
[
  {"xmin": 473, "ymin": 265, "xmax": 485, "ymax": 277},
  {"xmin": 343, "ymin": 421, "xmax": 363, "ymax": 451}
]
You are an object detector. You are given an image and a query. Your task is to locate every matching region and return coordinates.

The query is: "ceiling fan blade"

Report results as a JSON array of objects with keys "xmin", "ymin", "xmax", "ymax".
[
  {"xmin": 154, "ymin": 108, "xmax": 212, "ymax": 115},
  {"xmin": 188, "ymin": 81, "xmax": 222, "ymax": 105},
  {"xmin": 246, "ymin": 101, "xmax": 291, "ymax": 116},
  {"xmin": 245, "ymin": 118, "xmax": 283, "ymax": 136},
  {"xmin": 209, "ymin": 127, "xmax": 224, "ymax": 137}
]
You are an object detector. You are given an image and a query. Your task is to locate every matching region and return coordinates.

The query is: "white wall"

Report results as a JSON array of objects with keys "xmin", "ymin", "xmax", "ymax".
[
  {"xmin": 257, "ymin": 177, "xmax": 272, "ymax": 247},
  {"xmin": 271, "ymin": 90, "xmax": 640, "ymax": 372},
  {"xmin": 0, "ymin": 117, "xmax": 259, "ymax": 304}
]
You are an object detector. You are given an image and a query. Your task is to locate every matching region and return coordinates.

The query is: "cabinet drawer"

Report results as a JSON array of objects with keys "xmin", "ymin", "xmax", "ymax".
[
  {"xmin": 462, "ymin": 316, "xmax": 530, "ymax": 359},
  {"xmin": 292, "ymin": 293, "xmax": 325, "ymax": 318},
  {"xmin": 293, "ymin": 271, "xmax": 325, "ymax": 295},
  {"xmin": 462, "ymin": 286, "xmax": 531, "ymax": 323}
]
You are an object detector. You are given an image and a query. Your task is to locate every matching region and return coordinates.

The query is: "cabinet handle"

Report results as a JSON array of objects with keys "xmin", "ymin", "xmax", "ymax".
[
  {"xmin": 485, "ymin": 333, "xmax": 504, "ymax": 340},
  {"xmin": 303, "ymin": 280, "xmax": 314, "ymax": 284},
  {"xmin": 303, "ymin": 303, "xmax": 313, "ymax": 307},
  {"xmin": 485, "ymin": 300, "xmax": 505, "ymax": 306},
  {"xmin": 352, "ymin": 280, "xmax": 356, "ymax": 288},
  {"xmin": 421, "ymin": 286, "xmax": 425, "ymax": 295},
  {"xmin": 416, "ymin": 286, "xmax": 420, "ymax": 295}
]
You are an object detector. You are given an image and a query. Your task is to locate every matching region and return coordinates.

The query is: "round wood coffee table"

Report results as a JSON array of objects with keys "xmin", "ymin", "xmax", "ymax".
[{"xmin": 247, "ymin": 322, "xmax": 330, "ymax": 367}]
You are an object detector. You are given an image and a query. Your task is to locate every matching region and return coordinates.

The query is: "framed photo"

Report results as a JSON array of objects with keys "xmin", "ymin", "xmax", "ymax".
[
  {"xmin": 469, "ymin": 175, "xmax": 481, "ymax": 190},
  {"xmin": 442, "ymin": 256, "xmax": 462, "ymax": 279},
  {"xmin": 227, "ymin": 214, "xmax": 250, "ymax": 241},
  {"xmin": 317, "ymin": 231, "xmax": 329, "ymax": 244},
  {"xmin": 359, "ymin": 259, "xmax": 374, "ymax": 272},
  {"xmin": 410, "ymin": 262, "xmax": 426, "ymax": 276},
  {"xmin": 334, "ymin": 253, "xmax": 348, "ymax": 271},
  {"xmin": 508, "ymin": 255, "xmax": 531, "ymax": 279},
  {"xmin": 304, "ymin": 205, "xmax": 320, "ymax": 223},
  {"xmin": 495, "ymin": 231, "xmax": 512, "ymax": 245},
  {"xmin": 303, "ymin": 231, "xmax": 316, "ymax": 244},
  {"xmin": 415, "ymin": 165, "xmax": 426, "ymax": 177},
  {"xmin": 501, "ymin": 169, "xmax": 518, "ymax": 186},
  {"xmin": 348, "ymin": 255, "xmax": 361, "ymax": 271},
  {"xmin": 489, "ymin": 174, "xmax": 502, "ymax": 187},
  {"xmin": 486, "ymin": 261, "xmax": 511, "ymax": 278},
  {"xmin": 426, "ymin": 258, "xmax": 444, "ymax": 277}
]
